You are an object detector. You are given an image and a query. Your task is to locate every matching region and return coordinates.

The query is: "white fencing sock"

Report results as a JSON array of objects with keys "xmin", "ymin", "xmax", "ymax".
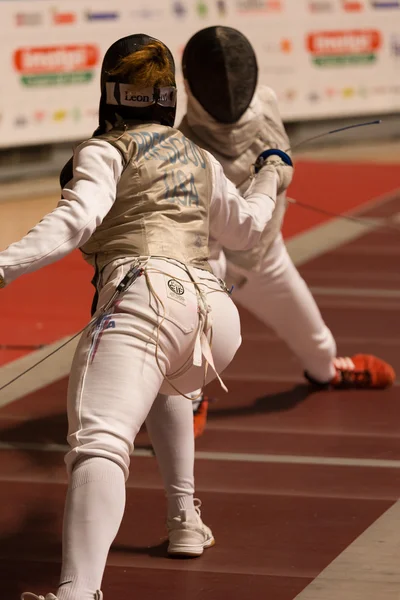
[
  {"xmin": 57, "ymin": 456, "xmax": 126, "ymax": 600},
  {"xmin": 146, "ymin": 394, "xmax": 195, "ymax": 518}
]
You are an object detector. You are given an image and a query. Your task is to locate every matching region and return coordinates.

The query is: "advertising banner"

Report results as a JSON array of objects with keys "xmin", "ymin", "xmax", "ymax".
[{"xmin": 0, "ymin": 0, "xmax": 399, "ymax": 147}]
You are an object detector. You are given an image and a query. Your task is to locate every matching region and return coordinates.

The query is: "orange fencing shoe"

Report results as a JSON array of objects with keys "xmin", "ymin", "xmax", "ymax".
[
  {"xmin": 193, "ymin": 395, "xmax": 209, "ymax": 439},
  {"xmin": 305, "ymin": 355, "xmax": 395, "ymax": 389}
]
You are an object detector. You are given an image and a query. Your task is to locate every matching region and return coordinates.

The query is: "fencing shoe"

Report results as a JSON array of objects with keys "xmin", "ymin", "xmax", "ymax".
[
  {"xmin": 167, "ymin": 498, "xmax": 215, "ymax": 557},
  {"xmin": 21, "ymin": 591, "xmax": 103, "ymax": 600},
  {"xmin": 305, "ymin": 354, "xmax": 395, "ymax": 389},
  {"xmin": 193, "ymin": 394, "xmax": 209, "ymax": 439}
]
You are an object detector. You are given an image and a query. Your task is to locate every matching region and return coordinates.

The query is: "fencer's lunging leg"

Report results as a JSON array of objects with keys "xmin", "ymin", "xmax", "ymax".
[
  {"xmin": 59, "ymin": 279, "xmax": 169, "ymax": 598},
  {"xmin": 57, "ymin": 457, "xmax": 125, "ymax": 600},
  {"xmin": 231, "ymin": 234, "xmax": 337, "ymax": 382}
]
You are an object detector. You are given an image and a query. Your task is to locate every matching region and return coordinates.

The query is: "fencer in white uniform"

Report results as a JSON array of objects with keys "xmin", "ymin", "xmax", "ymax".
[
  {"xmin": 179, "ymin": 27, "xmax": 395, "ymax": 409},
  {"xmin": 180, "ymin": 26, "xmax": 339, "ymax": 385},
  {"xmin": 0, "ymin": 34, "xmax": 292, "ymax": 600}
]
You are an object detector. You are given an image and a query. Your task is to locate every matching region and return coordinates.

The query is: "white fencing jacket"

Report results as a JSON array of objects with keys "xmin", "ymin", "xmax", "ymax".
[
  {"xmin": 0, "ymin": 131, "xmax": 279, "ymax": 288},
  {"xmin": 179, "ymin": 85, "xmax": 292, "ymax": 272}
]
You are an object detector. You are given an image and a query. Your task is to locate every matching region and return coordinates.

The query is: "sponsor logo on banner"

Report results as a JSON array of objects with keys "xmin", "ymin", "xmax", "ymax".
[
  {"xmin": 342, "ymin": 0, "xmax": 364, "ymax": 10},
  {"xmin": 373, "ymin": 84, "xmax": 388, "ymax": 93},
  {"xmin": 216, "ymin": 0, "xmax": 227, "ymax": 15},
  {"xmin": 264, "ymin": 38, "xmax": 293, "ymax": 53},
  {"xmin": 285, "ymin": 89, "xmax": 297, "ymax": 101},
  {"xmin": 85, "ymin": 11, "xmax": 119, "ymax": 21},
  {"xmin": 14, "ymin": 45, "xmax": 100, "ymax": 87},
  {"xmin": 53, "ymin": 109, "xmax": 67, "ymax": 122},
  {"xmin": 172, "ymin": 1, "xmax": 187, "ymax": 16},
  {"xmin": 280, "ymin": 39, "xmax": 292, "ymax": 53},
  {"xmin": 308, "ymin": 91, "xmax": 320, "ymax": 102},
  {"xmin": 34, "ymin": 110, "xmax": 46, "ymax": 122},
  {"xmin": 391, "ymin": 34, "xmax": 400, "ymax": 56},
  {"xmin": 71, "ymin": 107, "xmax": 82, "ymax": 121},
  {"xmin": 308, "ymin": 1, "xmax": 334, "ymax": 12},
  {"xmin": 342, "ymin": 87, "xmax": 356, "ymax": 98},
  {"xmin": 15, "ymin": 12, "xmax": 42, "ymax": 26},
  {"xmin": 307, "ymin": 30, "xmax": 382, "ymax": 66},
  {"xmin": 197, "ymin": 1, "xmax": 208, "ymax": 15},
  {"xmin": 261, "ymin": 38, "xmax": 294, "ymax": 74},
  {"xmin": 370, "ymin": 1, "xmax": 400, "ymax": 6},
  {"xmin": 51, "ymin": 10, "xmax": 77, "ymax": 25},
  {"xmin": 15, "ymin": 115, "xmax": 28, "ymax": 127},
  {"xmin": 131, "ymin": 8, "xmax": 164, "ymax": 18},
  {"xmin": 236, "ymin": 0, "xmax": 282, "ymax": 13}
]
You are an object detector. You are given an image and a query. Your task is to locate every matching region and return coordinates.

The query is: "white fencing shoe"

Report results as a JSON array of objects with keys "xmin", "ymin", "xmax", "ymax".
[
  {"xmin": 167, "ymin": 498, "xmax": 215, "ymax": 557},
  {"xmin": 21, "ymin": 595, "xmax": 58, "ymax": 600},
  {"xmin": 21, "ymin": 591, "xmax": 103, "ymax": 600}
]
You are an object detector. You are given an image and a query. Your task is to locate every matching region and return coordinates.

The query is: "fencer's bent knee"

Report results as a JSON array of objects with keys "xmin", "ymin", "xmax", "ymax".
[{"xmin": 65, "ymin": 430, "xmax": 133, "ymax": 481}]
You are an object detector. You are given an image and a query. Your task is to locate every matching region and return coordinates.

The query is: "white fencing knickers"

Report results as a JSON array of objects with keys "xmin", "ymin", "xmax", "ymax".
[
  {"xmin": 65, "ymin": 257, "xmax": 241, "ymax": 478},
  {"xmin": 212, "ymin": 233, "xmax": 337, "ymax": 383}
]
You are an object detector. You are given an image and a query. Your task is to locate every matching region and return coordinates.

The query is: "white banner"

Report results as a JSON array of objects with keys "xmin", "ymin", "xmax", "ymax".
[{"xmin": 0, "ymin": 0, "xmax": 399, "ymax": 147}]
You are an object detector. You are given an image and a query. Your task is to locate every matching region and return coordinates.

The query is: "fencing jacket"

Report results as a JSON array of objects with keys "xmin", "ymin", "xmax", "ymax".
[
  {"xmin": 0, "ymin": 122, "xmax": 280, "ymax": 288},
  {"xmin": 179, "ymin": 85, "xmax": 291, "ymax": 271}
]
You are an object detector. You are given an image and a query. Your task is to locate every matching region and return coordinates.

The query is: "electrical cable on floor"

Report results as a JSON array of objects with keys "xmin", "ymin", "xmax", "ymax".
[{"xmin": 287, "ymin": 198, "xmax": 400, "ymax": 233}]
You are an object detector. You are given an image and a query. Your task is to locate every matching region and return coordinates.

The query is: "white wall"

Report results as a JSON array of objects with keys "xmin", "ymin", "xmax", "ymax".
[{"xmin": 1, "ymin": 0, "xmax": 399, "ymax": 147}]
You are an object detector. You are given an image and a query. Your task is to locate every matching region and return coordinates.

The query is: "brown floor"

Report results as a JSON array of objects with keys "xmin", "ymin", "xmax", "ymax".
[{"xmin": 0, "ymin": 188, "xmax": 399, "ymax": 598}]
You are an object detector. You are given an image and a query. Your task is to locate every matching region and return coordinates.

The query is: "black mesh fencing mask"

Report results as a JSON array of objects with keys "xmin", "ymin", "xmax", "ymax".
[
  {"xmin": 98, "ymin": 33, "xmax": 177, "ymax": 132},
  {"xmin": 182, "ymin": 26, "xmax": 258, "ymax": 124}
]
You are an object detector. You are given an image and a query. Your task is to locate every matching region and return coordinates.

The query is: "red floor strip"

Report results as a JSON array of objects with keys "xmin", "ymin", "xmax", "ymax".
[{"xmin": 1, "ymin": 161, "xmax": 399, "ymax": 365}]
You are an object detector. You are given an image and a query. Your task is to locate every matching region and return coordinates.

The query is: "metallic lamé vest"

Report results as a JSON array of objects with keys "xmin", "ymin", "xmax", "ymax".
[{"xmin": 80, "ymin": 123, "xmax": 213, "ymax": 273}]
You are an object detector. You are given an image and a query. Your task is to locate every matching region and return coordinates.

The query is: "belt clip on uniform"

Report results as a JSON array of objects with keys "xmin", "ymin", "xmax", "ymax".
[
  {"xmin": 102, "ymin": 260, "xmax": 144, "ymax": 314},
  {"xmin": 116, "ymin": 261, "xmax": 144, "ymax": 294}
]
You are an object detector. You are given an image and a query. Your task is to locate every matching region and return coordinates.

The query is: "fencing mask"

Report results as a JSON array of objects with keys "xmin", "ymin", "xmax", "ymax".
[
  {"xmin": 60, "ymin": 34, "xmax": 177, "ymax": 190},
  {"xmin": 182, "ymin": 26, "xmax": 258, "ymax": 124},
  {"xmin": 98, "ymin": 33, "xmax": 177, "ymax": 132}
]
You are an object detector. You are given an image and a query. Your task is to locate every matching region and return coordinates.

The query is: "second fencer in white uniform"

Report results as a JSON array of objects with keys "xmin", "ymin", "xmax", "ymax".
[{"xmin": 179, "ymin": 26, "xmax": 395, "ymax": 437}]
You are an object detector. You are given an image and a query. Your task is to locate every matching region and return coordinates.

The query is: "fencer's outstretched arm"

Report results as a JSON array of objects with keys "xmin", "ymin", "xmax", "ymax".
[
  {"xmin": 208, "ymin": 152, "xmax": 280, "ymax": 252},
  {"xmin": 0, "ymin": 140, "xmax": 122, "ymax": 287},
  {"xmin": 0, "ymin": 139, "xmax": 289, "ymax": 287}
]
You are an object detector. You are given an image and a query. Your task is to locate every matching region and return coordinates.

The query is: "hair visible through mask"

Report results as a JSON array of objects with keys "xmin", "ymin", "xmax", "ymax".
[{"xmin": 108, "ymin": 40, "xmax": 175, "ymax": 88}]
